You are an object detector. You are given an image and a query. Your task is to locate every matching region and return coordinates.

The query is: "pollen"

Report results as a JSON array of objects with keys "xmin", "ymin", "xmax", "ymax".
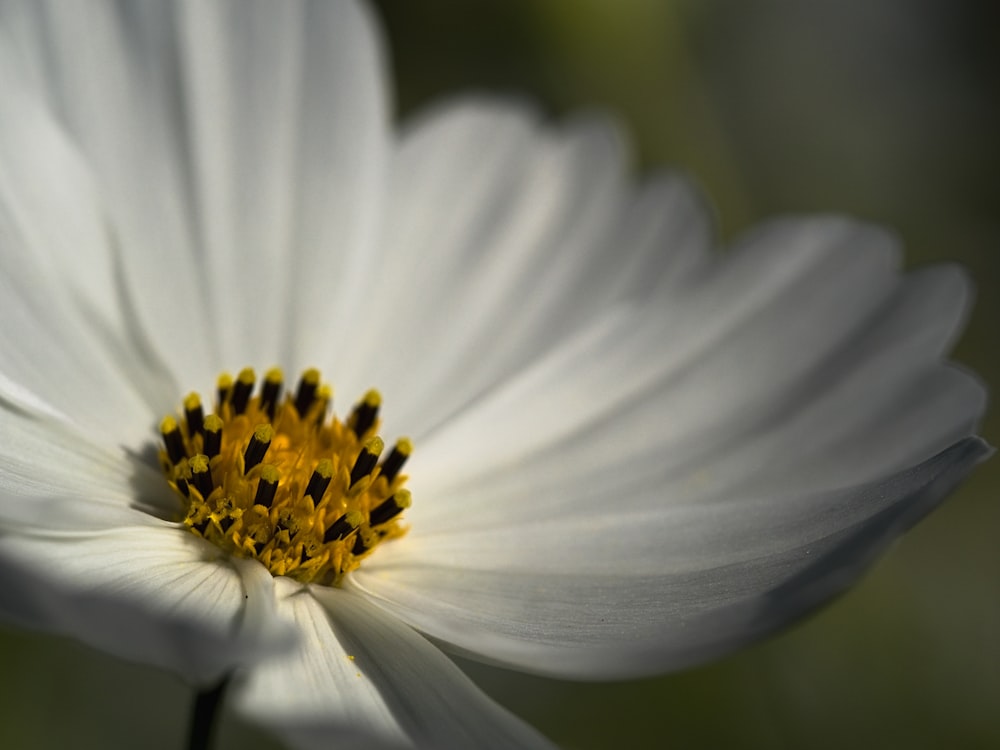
[{"xmin": 158, "ymin": 367, "xmax": 412, "ymax": 585}]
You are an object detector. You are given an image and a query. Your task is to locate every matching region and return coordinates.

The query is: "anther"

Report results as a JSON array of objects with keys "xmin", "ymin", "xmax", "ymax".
[
  {"xmin": 183, "ymin": 392, "xmax": 204, "ymax": 437},
  {"xmin": 369, "ymin": 489, "xmax": 412, "ymax": 526},
  {"xmin": 190, "ymin": 454, "xmax": 214, "ymax": 498},
  {"xmin": 379, "ymin": 437, "xmax": 413, "ymax": 484},
  {"xmin": 303, "ymin": 459, "xmax": 333, "ymax": 502},
  {"xmin": 160, "ymin": 416, "xmax": 186, "ymax": 465},
  {"xmin": 349, "ymin": 389, "xmax": 381, "ymax": 438},
  {"xmin": 260, "ymin": 367, "xmax": 283, "ymax": 420},
  {"xmin": 312, "ymin": 384, "xmax": 333, "ymax": 423},
  {"xmin": 350, "ymin": 437, "xmax": 384, "ymax": 487},
  {"xmin": 243, "ymin": 424, "xmax": 273, "ymax": 472},
  {"xmin": 323, "ymin": 510, "xmax": 363, "ymax": 543},
  {"xmin": 254, "ymin": 465, "xmax": 280, "ymax": 507},
  {"xmin": 231, "ymin": 367, "xmax": 256, "ymax": 415},
  {"xmin": 203, "ymin": 414, "xmax": 223, "ymax": 459},
  {"xmin": 216, "ymin": 373, "xmax": 234, "ymax": 409},
  {"xmin": 294, "ymin": 368, "xmax": 321, "ymax": 416},
  {"xmin": 174, "ymin": 458, "xmax": 191, "ymax": 497}
]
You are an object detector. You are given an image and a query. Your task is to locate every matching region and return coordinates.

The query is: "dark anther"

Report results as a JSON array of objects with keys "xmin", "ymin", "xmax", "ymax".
[
  {"xmin": 352, "ymin": 532, "xmax": 369, "ymax": 555},
  {"xmin": 243, "ymin": 425, "xmax": 273, "ymax": 473},
  {"xmin": 260, "ymin": 368, "xmax": 283, "ymax": 420},
  {"xmin": 254, "ymin": 465, "xmax": 280, "ymax": 507},
  {"xmin": 175, "ymin": 477, "xmax": 190, "ymax": 498},
  {"xmin": 231, "ymin": 368, "xmax": 256, "ymax": 415},
  {"xmin": 303, "ymin": 459, "xmax": 333, "ymax": 501},
  {"xmin": 323, "ymin": 511, "xmax": 362, "ymax": 543},
  {"xmin": 349, "ymin": 438, "xmax": 383, "ymax": 488},
  {"xmin": 184, "ymin": 393, "xmax": 205, "ymax": 437},
  {"xmin": 203, "ymin": 415, "xmax": 223, "ymax": 459},
  {"xmin": 294, "ymin": 369, "xmax": 320, "ymax": 416},
  {"xmin": 191, "ymin": 454, "xmax": 214, "ymax": 498},
  {"xmin": 161, "ymin": 417, "xmax": 187, "ymax": 465},
  {"xmin": 349, "ymin": 390, "xmax": 381, "ymax": 438},
  {"xmin": 379, "ymin": 438, "xmax": 412, "ymax": 484},
  {"xmin": 369, "ymin": 489, "xmax": 412, "ymax": 526},
  {"xmin": 216, "ymin": 373, "xmax": 234, "ymax": 411}
]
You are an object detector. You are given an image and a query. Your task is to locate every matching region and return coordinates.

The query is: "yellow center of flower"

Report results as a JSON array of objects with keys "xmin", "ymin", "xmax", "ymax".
[{"xmin": 158, "ymin": 367, "xmax": 412, "ymax": 585}]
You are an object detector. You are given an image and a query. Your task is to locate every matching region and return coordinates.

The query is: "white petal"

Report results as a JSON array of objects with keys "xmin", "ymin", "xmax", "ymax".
[
  {"xmin": 0, "ymin": 523, "xmax": 296, "ymax": 684},
  {"xmin": 0, "ymin": 37, "xmax": 168, "ymax": 443},
  {"xmin": 411, "ymin": 222, "xmax": 972, "ymax": 513},
  {"xmin": 354, "ymin": 438, "xmax": 989, "ymax": 679},
  {"xmin": 174, "ymin": 0, "xmax": 390, "ymax": 372},
  {"xmin": 0, "ymin": 409, "xmax": 176, "ymax": 520},
  {"xmin": 232, "ymin": 581, "xmax": 554, "ymax": 749},
  {"xmin": 349, "ymin": 101, "xmax": 660, "ymax": 436},
  {"xmin": 0, "ymin": 0, "xmax": 217, "ymax": 391},
  {"xmin": 2, "ymin": 0, "xmax": 390, "ymax": 389}
]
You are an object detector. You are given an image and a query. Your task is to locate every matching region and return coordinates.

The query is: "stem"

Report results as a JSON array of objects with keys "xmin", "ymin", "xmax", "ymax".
[{"xmin": 187, "ymin": 677, "xmax": 230, "ymax": 750}]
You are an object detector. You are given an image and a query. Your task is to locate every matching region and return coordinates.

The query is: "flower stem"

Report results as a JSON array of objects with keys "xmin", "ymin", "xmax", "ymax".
[{"xmin": 187, "ymin": 677, "xmax": 230, "ymax": 750}]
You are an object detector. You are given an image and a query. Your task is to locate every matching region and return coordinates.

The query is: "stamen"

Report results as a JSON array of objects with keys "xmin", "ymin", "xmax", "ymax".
[
  {"xmin": 161, "ymin": 416, "xmax": 186, "ymax": 465},
  {"xmin": 324, "ymin": 510, "xmax": 363, "ymax": 543},
  {"xmin": 231, "ymin": 367, "xmax": 256, "ymax": 415},
  {"xmin": 379, "ymin": 438, "xmax": 413, "ymax": 483},
  {"xmin": 183, "ymin": 393, "xmax": 204, "ymax": 437},
  {"xmin": 350, "ymin": 437, "xmax": 384, "ymax": 488},
  {"xmin": 348, "ymin": 389, "xmax": 381, "ymax": 438},
  {"xmin": 370, "ymin": 489, "xmax": 412, "ymax": 526},
  {"xmin": 303, "ymin": 459, "xmax": 333, "ymax": 502},
  {"xmin": 216, "ymin": 373, "xmax": 233, "ymax": 409},
  {"xmin": 294, "ymin": 368, "xmax": 320, "ymax": 416},
  {"xmin": 243, "ymin": 424, "xmax": 273, "ymax": 473},
  {"xmin": 260, "ymin": 367, "xmax": 283, "ymax": 420},
  {"xmin": 312, "ymin": 384, "xmax": 333, "ymax": 424},
  {"xmin": 159, "ymin": 367, "xmax": 412, "ymax": 585},
  {"xmin": 254, "ymin": 465, "xmax": 280, "ymax": 507},
  {"xmin": 190, "ymin": 454, "xmax": 213, "ymax": 498},
  {"xmin": 203, "ymin": 415, "xmax": 223, "ymax": 458}
]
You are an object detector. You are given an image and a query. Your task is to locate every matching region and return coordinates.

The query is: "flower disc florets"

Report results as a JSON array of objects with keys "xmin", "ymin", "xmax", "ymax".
[{"xmin": 158, "ymin": 367, "xmax": 412, "ymax": 585}]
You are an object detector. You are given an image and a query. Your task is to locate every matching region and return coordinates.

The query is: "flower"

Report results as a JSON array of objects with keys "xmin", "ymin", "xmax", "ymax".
[{"xmin": 0, "ymin": 0, "xmax": 990, "ymax": 748}]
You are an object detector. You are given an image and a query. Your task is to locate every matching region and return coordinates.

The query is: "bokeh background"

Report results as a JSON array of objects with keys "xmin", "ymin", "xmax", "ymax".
[{"xmin": 1, "ymin": 1, "xmax": 997, "ymax": 748}]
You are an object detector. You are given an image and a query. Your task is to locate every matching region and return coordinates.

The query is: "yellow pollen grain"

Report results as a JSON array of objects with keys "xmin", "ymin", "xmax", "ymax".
[
  {"xmin": 158, "ymin": 367, "xmax": 413, "ymax": 586},
  {"xmin": 394, "ymin": 489, "xmax": 413, "ymax": 510}
]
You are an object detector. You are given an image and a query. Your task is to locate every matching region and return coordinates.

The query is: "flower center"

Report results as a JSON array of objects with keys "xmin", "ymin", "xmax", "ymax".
[{"xmin": 158, "ymin": 367, "xmax": 412, "ymax": 585}]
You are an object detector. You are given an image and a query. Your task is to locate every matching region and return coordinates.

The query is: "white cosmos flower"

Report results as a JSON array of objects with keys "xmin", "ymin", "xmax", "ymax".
[{"xmin": 0, "ymin": 1, "xmax": 990, "ymax": 748}]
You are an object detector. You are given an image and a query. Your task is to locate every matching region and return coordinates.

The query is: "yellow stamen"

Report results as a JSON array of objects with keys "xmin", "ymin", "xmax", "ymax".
[{"xmin": 158, "ymin": 367, "xmax": 412, "ymax": 585}]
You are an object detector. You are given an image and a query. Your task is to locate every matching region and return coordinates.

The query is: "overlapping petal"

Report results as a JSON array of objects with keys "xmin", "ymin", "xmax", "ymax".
[
  {"xmin": 0, "ymin": 509, "xmax": 296, "ymax": 684},
  {"xmin": 234, "ymin": 580, "xmax": 554, "ymax": 749},
  {"xmin": 355, "ymin": 437, "xmax": 988, "ymax": 678}
]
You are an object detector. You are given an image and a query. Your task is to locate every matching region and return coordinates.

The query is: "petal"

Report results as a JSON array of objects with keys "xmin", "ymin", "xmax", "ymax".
[
  {"xmin": 348, "ymin": 100, "xmax": 710, "ymax": 436},
  {"xmin": 354, "ymin": 438, "xmax": 990, "ymax": 679},
  {"xmin": 232, "ymin": 581, "xmax": 554, "ymax": 749},
  {"xmin": 411, "ymin": 221, "xmax": 976, "ymax": 519},
  {"xmin": 2, "ymin": 0, "xmax": 390, "ymax": 387},
  {"xmin": 0, "ymin": 36, "xmax": 167, "ymax": 444},
  {"xmin": 0, "ymin": 521, "xmax": 296, "ymax": 684}
]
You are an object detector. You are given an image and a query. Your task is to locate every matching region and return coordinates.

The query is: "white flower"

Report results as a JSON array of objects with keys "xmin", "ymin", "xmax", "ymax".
[{"xmin": 0, "ymin": 1, "xmax": 989, "ymax": 749}]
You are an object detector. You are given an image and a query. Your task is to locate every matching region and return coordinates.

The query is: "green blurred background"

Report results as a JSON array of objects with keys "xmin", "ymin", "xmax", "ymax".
[{"xmin": 1, "ymin": 1, "xmax": 996, "ymax": 748}]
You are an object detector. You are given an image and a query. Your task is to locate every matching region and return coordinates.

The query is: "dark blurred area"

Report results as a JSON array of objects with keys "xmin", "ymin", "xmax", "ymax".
[{"xmin": 1, "ymin": 1, "xmax": 996, "ymax": 748}]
